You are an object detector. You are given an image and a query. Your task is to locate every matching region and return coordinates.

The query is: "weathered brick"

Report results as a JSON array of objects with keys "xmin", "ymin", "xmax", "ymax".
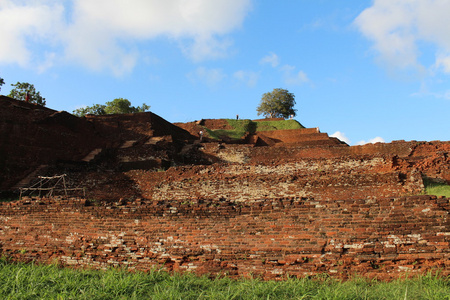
[{"xmin": 0, "ymin": 195, "xmax": 448, "ymax": 280}]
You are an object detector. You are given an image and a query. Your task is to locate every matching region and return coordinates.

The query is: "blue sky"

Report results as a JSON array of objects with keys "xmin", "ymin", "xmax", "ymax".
[{"xmin": 1, "ymin": 0, "xmax": 450, "ymax": 145}]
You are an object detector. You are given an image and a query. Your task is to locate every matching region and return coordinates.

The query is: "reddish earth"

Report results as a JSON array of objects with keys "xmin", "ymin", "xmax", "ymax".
[{"xmin": 0, "ymin": 95, "xmax": 449, "ymax": 280}]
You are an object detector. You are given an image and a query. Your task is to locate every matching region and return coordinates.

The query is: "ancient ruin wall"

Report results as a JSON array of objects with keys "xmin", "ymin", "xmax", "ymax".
[
  {"xmin": 1, "ymin": 196, "xmax": 448, "ymax": 280},
  {"xmin": 126, "ymin": 157, "xmax": 422, "ymax": 202},
  {"xmin": 0, "ymin": 97, "xmax": 107, "ymax": 189},
  {"xmin": 257, "ymin": 129, "xmax": 340, "ymax": 145}
]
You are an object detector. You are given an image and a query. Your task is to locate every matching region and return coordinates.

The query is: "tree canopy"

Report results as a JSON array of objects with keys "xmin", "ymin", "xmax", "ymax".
[
  {"xmin": 73, "ymin": 98, "xmax": 150, "ymax": 117},
  {"xmin": 0, "ymin": 76, "xmax": 4, "ymax": 91},
  {"xmin": 256, "ymin": 88, "xmax": 296, "ymax": 119},
  {"xmin": 8, "ymin": 82, "xmax": 46, "ymax": 106},
  {"xmin": 73, "ymin": 104, "xmax": 107, "ymax": 116}
]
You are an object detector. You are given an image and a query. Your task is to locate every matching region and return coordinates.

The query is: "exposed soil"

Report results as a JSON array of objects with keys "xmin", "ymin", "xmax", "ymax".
[{"xmin": 2, "ymin": 95, "xmax": 450, "ymax": 202}]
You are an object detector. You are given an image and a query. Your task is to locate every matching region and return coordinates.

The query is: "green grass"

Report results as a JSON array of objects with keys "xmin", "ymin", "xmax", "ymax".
[
  {"xmin": 205, "ymin": 119, "xmax": 304, "ymax": 141},
  {"xmin": 0, "ymin": 259, "xmax": 449, "ymax": 299},
  {"xmin": 423, "ymin": 177, "xmax": 450, "ymax": 197},
  {"xmin": 253, "ymin": 119, "xmax": 304, "ymax": 132}
]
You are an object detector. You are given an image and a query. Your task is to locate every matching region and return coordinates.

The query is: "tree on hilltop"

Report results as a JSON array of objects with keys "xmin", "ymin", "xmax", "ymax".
[
  {"xmin": 73, "ymin": 98, "xmax": 150, "ymax": 117},
  {"xmin": 104, "ymin": 98, "xmax": 150, "ymax": 114},
  {"xmin": 0, "ymin": 76, "xmax": 4, "ymax": 91},
  {"xmin": 73, "ymin": 104, "xmax": 107, "ymax": 116},
  {"xmin": 257, "ymin": 88, "xmax": 296, "ymax": 119},
  {"xmin": 8, "ymin": 82, "xmax": 46, "ymax": 106}
]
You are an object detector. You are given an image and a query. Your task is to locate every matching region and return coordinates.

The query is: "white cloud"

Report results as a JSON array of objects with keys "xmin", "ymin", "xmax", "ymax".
[
  {"xmin": 233, "ymin": 70, "xmax": 259, "ymax": 87},
  {"xmin": 0, "ymin": 0, "xmax": 252, "ymax": 75},
  {"xmin": 260, "ymin": 52, "xmax": 280, "ymax": 67},
  {"xmin": 187, "ymin": 67, "xmax": 226, "ymax": 86},
  {"xmin": 330, "ymin": 132, "xmax": 385, "ymax": 146},
  {"xmin": 355, "ymin": 0, "xmax": 450, "ymax": 74},
  {"xmin": 281, "ymin": 65, "xmax": 310, "ymax": 86},
  {"xmin": 330, "ymin": 131, "xmax": 351, "ymax": 145},
  {"xmin": 435, "ymin": 53, "xmax": 450, "ymax": 73},
  {"xmin": 180, "ymin": 35, "xmax": 234, "ymax": 62},
  {"xmin": 260, "ymin": 52, "xmax": 310, "ymax": 86},
  {"xmin": 356, "ymin": 137, "xmax": 385, "ymax": 146},
  {"xmin": 411, "ymin": 89, "xmax": 450, "ymax": 100},
  {"xmin": 0, "ymin": 0, "xmax": 64, "ymax": 67}
]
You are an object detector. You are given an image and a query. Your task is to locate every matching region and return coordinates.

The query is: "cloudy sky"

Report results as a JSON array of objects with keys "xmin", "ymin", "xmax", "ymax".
[{"xmin": 1, "ymin": 0, "xmax": 450, "ymax": 145}]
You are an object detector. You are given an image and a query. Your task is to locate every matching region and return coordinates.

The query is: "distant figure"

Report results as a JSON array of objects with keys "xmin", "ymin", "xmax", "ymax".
[
  {"xmin": 25, "ymin": 92, "xmax": 30, "ymax": 103},
  {"xmin": 199, "ymin": 130, "xmax": 203, "ymax": 141},
  {"xmin": 236, "ymin": 114, "xmax": 239, "ymax": 120}
]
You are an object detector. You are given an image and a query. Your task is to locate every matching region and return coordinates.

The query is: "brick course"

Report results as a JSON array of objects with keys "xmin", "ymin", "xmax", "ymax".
[{"xmin": 1, "ymin": 196, "xmax": 448, "ymax": 280}]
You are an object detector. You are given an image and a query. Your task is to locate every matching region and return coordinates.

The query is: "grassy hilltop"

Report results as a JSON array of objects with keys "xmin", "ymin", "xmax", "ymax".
[{"xmin": 204, "ymin": 118, "xmax": 304, "ymax": 140}]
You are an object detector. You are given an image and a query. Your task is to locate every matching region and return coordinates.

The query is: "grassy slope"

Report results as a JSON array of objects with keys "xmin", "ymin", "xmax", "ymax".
[
  {"xmin": 0, "ymin": 260, "xmax": 448, "ymax": 300},
  {"xmin": 205, "ymin": 119, "xmax": 304, "ymax": 141}
]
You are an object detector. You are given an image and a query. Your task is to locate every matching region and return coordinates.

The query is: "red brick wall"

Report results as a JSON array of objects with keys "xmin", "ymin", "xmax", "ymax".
[
  {"xmin": 1, "ymin": 196, "xmax": 448, "ymax": 280},
  {"xmin": 257, "ymin": 129, "xmax": 340, "ymax": 145}
]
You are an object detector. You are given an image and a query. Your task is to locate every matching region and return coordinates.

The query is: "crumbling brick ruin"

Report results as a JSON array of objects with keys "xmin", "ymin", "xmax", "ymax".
[{"xmin": 0, "ymin": 95, "xmax": 449, "ymax": 280}]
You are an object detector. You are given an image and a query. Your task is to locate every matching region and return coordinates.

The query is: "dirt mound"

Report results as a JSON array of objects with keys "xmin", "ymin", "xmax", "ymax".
[
  {"xmin": 2, "ymin": 96, "xmax": 450, "ymax": 203},
  {"xmin": 174, "ymin": 121, "xmax": 204, "ymax": 139},
  {"xmin": 0, "ymin": 96, "xmax": 106, "ymax": 190},
  {"xmin": 86, "ymin": 112, "xmax": 194, "ymax": 142},
  {"xmin": 176, "ymin": 119, "xmax": 345, "ymax": 146},
  {"xmin": 0, "ymin": 96, "xmax": 194, "ymax": 193}
]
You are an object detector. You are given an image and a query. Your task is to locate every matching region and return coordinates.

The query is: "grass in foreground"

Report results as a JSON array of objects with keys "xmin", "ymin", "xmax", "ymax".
[{"xmin": 0, "ymin": 259, "xmax": 449, "ymax": 299}]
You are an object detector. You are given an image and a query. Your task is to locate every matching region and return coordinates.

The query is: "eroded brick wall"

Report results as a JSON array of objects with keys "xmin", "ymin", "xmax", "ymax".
[
  {"xmin": 257, "ymin": 129, "xmax": 339, "ymax": 145},
  {"xmin": 126, "ymin": 157, "xmax": 423, "ymax": 202},
  {"xmin": 1, "ymin": 196, "xmax": 448, "ymax": 280}
]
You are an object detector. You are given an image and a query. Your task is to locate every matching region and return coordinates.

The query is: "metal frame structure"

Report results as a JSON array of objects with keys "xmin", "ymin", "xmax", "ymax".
[{"xmin": 19, "ymin": 174, "xmax": 85, "ymax": 199}]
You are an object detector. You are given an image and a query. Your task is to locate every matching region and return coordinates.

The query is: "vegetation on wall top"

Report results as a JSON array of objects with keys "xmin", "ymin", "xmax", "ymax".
[{"xmin": 204, "ymin": 118, "xmax": 304, "ymax": 141}]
